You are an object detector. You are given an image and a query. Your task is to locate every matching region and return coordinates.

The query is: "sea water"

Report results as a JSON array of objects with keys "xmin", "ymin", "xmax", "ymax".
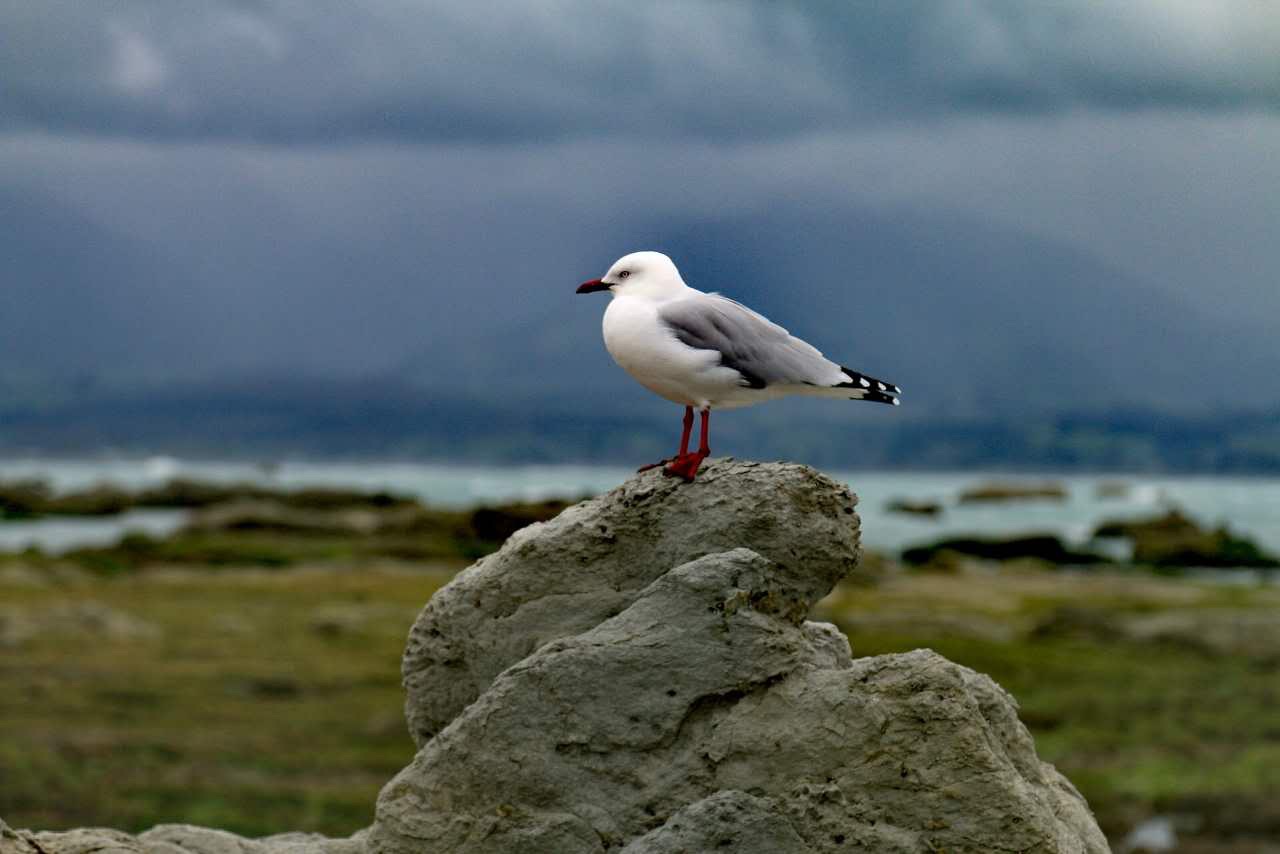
[{"xmin": 1, "ymin": 456, "xmax": 1278, "ymax": 558}]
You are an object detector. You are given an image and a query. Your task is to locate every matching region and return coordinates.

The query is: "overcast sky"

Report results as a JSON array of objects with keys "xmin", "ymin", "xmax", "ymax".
[{"xmin": 2, "ymin": 1, "xmax": 1278, "ymax": 413}]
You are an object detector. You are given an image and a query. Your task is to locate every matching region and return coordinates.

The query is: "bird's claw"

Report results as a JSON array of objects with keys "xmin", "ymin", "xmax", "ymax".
[
  {"xmin": 636, "ymin": 459, "xmax": 670, "ymax": 473},
  {"xmin": 662, "ymin": 452, "xmax": 708, "ymax": 482}
]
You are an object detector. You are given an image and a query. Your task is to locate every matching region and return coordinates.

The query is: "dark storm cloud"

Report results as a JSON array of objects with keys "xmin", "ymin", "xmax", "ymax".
[
  {"xmin": 3, "ymin": 110, "xmax": 1278, "ymax": 409},
  {"xmin": 1, "ymin": 1, "xmax": 1277, "ymax": 144},
  {"xmin": 3, "ymin": 2, "xmax": 1278, "ymax": 420}
]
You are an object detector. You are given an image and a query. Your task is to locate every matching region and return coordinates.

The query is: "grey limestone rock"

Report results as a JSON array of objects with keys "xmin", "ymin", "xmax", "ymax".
[{"xmin": 371, "ymin": 461, "xmax": 1108, "ymax": 853}]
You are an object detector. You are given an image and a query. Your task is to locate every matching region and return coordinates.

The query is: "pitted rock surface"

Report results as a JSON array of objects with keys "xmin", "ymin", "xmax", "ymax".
[{"xmin": 401, "ymin": 458, "xmax": 862, "ymax": 746}]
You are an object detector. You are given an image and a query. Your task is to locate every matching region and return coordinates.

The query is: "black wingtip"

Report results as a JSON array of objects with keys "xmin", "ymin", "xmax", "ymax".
[{"xmin": 837, "ymin": 366, "xmax": 901, "ymax": 397}]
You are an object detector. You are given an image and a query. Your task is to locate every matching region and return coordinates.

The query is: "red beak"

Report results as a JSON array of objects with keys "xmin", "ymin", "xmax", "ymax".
[{"xmin": 576, "ymin": 278, "xmax": 610, "ymax": 294}]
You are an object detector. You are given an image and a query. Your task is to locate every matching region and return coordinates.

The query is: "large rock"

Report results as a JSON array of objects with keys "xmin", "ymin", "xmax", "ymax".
[
  {"xmin": 401, "ymin": 459, "xmax": 862, "ymax": 746},
  {"xmin": 371, "ymin": 461, "xmax": 1107, "ymax": 853}
]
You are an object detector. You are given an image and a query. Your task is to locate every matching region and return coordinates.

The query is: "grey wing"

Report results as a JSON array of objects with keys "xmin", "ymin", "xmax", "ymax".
[{"xmin": 658, "ymin": 293, "xmax": 848, "ymax": 389}]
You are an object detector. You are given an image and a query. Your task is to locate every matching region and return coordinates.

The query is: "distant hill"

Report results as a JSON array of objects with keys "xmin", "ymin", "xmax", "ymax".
[
  {"xmin": 4, "ymin": 181, "xmax": 1275, "ymax": 420},
  {"xmin": 1, "ymin": 377, "xmax": 1277, "ymax": 472}
]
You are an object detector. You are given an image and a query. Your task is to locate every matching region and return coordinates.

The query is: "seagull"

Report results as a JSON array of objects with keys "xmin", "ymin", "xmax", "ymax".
[{"xmin": 577, "ymin": 251, "xmax": 900, "ymax": 481}]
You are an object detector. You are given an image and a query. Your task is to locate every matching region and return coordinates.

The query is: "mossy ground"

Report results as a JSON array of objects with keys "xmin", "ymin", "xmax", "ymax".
[
  {"xmin": 0, "ymin": 565, "xmax": 451, "ymax": 836},
  {"xmin": 2, "ymin": 563, "xmax": 1278, "ymax": 849}
]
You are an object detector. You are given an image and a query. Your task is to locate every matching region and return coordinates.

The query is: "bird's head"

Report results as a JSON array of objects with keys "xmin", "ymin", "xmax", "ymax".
[{"xmin": 577, "ymin": 251, "xmax": 686, "ymax": 300}]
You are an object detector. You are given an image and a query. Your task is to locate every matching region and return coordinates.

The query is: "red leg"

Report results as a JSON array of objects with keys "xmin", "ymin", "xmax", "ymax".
[
  {"xmin": 663, "ymin": 408, "xmax": 710, "ymax": 482},
  {"xmin": 678, "ymin": 406, "xmax": 693, "ymax": 456},
  {"xmin": 638, "ymin": 406, "xmax": 695, "ymax": 472}
]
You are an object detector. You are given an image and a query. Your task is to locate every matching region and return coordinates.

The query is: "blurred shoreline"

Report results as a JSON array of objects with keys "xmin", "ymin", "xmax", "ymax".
[{"xmin": 3, "ymin": 456, "xmax": 1280, "ymax": 557}]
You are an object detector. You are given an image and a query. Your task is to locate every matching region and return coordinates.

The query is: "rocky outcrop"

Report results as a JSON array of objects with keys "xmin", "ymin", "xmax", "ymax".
[
  {"xmin": 400, "ymin": 459, "xmax": 864, "ymax": 746},
  {"xmin": 5, "ymin": 459, "xmax": 1107, "ymax": 853},
  {"xmin": 370, "ymin": 460, "xmax": 1107, "ymax": 853}
]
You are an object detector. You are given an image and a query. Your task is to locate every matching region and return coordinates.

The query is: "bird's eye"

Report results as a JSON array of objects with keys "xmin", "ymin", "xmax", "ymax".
[{"xmin": 618, "ymin": 270, "xmax": 631, "ymax": 279}]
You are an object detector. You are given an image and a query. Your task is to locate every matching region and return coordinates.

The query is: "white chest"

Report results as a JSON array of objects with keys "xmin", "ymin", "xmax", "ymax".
[
  {"xmin": 602, "ymin": 298, "xmax": 669, "ymax": 373},
  {"xmin": 600, "ymin": 297, "xmax": 726, "ymax": 406}
]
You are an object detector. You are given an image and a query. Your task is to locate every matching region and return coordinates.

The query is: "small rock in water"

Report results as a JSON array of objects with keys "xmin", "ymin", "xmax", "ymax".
[
  {"xmin": 885, "ymin": 497, "xmax": 943, "ymax": 518},
  {"xmin": 958, "ymin": 480, "xmax": 1068, "ymax": 503}
]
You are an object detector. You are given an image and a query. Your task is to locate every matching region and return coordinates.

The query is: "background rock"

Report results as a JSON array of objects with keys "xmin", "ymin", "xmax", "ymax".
[
  {"xmin": 2, "ymin": 827, "xmax": 145, "ymax": 854},
  {"xmin": 0, "ymin": 825, "xmax": 363, "ymax": 854},
  {"xmin": 0, "ymin": 602, "xmax": 160, "ymax": 649}
]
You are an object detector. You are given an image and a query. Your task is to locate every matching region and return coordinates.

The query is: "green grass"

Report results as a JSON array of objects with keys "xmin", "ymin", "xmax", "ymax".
[
  {"xmin": 0, "ymin": 567, "xmax": 450, "ymax": 836},
  {"xmin": 62, "ymin": 528, "xmax": 486, "ymax": 573},
  {"xmin": 3, "ymin": 563, "xmax": 1279, "ymax": 847}
]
